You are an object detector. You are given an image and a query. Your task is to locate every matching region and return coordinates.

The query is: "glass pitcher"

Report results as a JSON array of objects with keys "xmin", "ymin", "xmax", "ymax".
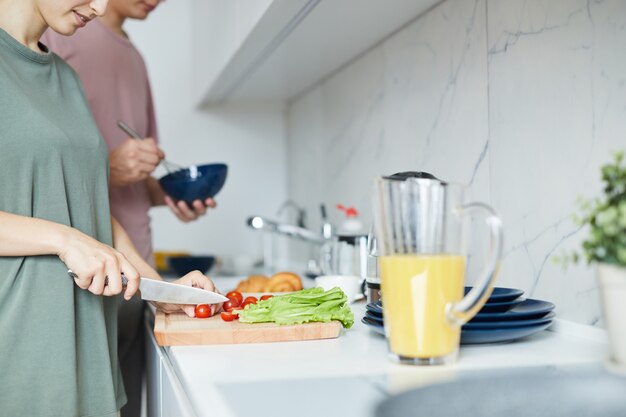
[{"xmin": 373, "ymin": 175, "xmax": 503, "ymax": 365}]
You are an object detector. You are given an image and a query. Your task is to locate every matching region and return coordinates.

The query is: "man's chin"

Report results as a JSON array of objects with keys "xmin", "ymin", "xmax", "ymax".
[
  {"xmin": 131, "ymin": 9, "xmax": 152, "ymax": 20},
  {"xmin": 131, "ymin": 13, "xmax": 150, "ymax": 20}
]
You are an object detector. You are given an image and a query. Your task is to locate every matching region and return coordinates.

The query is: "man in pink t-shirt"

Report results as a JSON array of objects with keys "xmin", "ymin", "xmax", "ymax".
[{"xmin": 42, "ymin": 1, "xmax": 216, "ymax": 416}]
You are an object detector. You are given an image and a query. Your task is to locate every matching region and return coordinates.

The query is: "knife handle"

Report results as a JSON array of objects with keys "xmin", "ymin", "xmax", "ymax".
[{"xmin": 68, "ymin": 270, "xmax": 129, "ymax": 287}]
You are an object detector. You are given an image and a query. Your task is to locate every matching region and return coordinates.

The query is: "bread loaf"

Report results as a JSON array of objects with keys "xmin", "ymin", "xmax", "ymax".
[{"xmin": 234, "ymin": 272, "xmax": 302, "ymax": 293}]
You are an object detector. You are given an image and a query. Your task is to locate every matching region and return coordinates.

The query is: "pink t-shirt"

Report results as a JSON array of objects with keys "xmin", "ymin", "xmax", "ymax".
[{"xmin": 42, "ymin": 20, "xmax": 157, "ymax": 264}]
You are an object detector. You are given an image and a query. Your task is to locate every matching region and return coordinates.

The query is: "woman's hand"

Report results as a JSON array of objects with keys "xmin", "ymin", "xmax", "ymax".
[
  {"xmin": 58, "ymin": 228, "xmax": 140, "ymax": 300},
  {"xmin": 151, "ymin": 271, "xmax": 222, "ymax": 317}
]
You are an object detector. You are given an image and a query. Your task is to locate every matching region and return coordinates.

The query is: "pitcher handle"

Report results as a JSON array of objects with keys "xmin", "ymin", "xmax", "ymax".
[{"xmin": 447, "ymin": 202, "xmax": 504, "ymax": 326}]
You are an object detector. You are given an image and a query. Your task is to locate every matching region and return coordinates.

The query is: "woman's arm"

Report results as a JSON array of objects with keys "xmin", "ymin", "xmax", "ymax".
[
  {"xmin": 0, "ymin": 210, "xmax": 139, "ymax": 298},
  {"xmin": 110, "ymin": 217, "xmax": 220, "ymax": 317},
  {"xmin": 0, "ymin": 210, "xmax": 70, "ymax": 256}
]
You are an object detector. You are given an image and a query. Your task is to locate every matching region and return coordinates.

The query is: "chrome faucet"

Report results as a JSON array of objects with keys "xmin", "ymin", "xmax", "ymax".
[
  {"xmin": 247, "ymin": 202, "xmax": 334, "ymax": 276},
  {"xmin": 276, "ymin": 200, "xmax": 307, "ymax": 228},
  {"xmin": 246, "ymin": 216, "xmax": 327, "ymax": 244},
  {"xmin": 247, "ymin": 201, "xmax": 335, "ymax": 245}
]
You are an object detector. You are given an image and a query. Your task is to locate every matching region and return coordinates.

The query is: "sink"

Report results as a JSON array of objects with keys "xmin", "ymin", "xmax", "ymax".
[{"xmin": 376, "ymin": 368, "xmax": 626, "ymax": 417}]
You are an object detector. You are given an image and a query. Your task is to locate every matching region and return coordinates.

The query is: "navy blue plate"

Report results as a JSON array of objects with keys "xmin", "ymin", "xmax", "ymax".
[
  {"xmin": 364, "ymin": 311, "xmax": 384, "ymax": 324},
  {"xmin": 366, "ymin": 302, "xmax": 383, "ymax": 316},
  {"xmin": 471, "ymin": 299, "xmax": 555, "ymax": 322},
  {"xmin": 368, "ymin": 298, "xmax": 531, "ymax": 318},
  {"xmin": 367, "ymin": 297, "xmax": 525, "ymax": 316},
  {"xmin": 480, "ymin": 297, "xmax": 525, "ymax": 313},
  {"xmin": 460, "ymin": 322, "xmax": 553, "ymax": 344},
  {"xmin": 364, "ymin": 310, "xmax": 554, "ymax": 330},
  {"xmin": 368, "ymin": 289, "xmax": 522, "ymax": 315},
  {"xmin": 463, "ymin": 312, "xmax": 555, "ymax": 330},
  {"xmin": 361, "ymin": 316, "xmax": 553, "ymax": 345},
  {"xmin": 361, "ymin": 316, "xmax": 385, "ymax": 335},
  {"xmin": 465, "ymin": 286, "xmax": 524, "ymax": 303}
]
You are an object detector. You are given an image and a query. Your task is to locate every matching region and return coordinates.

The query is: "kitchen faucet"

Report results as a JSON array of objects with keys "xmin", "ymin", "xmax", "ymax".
[
  {"xmin": 248, "ymin": 201, "xmax": 334, "ymax": 245},
  {"xmin": 276, "ymin": 200, "xmax": 307, "ymax": 228},
  {"xmin": 246, "ymin": 203, "xmax": 335, "ymax": 276},
  {"xmin": 246, "ymin": 216, "xmax": 327, "ymax": 244}
]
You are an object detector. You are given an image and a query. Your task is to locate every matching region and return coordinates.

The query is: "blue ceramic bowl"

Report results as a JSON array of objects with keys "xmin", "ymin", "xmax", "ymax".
[
  {"xmin": 167, "ymin": 255, "xmax": 215, "ymax": 276},
  {"xmin": 159, "ymin": 163, "xmax": 228, "ymax": 204}
]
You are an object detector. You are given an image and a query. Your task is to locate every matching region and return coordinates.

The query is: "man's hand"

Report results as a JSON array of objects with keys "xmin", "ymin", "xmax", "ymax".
[
  {"xmin": 164, "ymin": 195, "xmax": 217, "ymax": 223},
  {"xmin": 110, "ymin": 137, "xmax": 164, "ymax": 187}
]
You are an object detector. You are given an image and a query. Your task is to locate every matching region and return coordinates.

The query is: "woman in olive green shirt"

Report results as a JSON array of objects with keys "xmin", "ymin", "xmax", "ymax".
[{"xmin": 0, "ymin": 1, "xmax": 219, "ymax": 416}]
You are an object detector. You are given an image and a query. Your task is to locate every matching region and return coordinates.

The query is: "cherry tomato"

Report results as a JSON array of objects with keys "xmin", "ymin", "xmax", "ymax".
[
  {"xmin": 243, "ymin": 296, "xmax": 258, "ymax": 304},
  {"xmin": 194, "ymin": 304, "xmax": 211, "ymax": 319},
  {"xmin": 220, "ymin": 311, "xmax": 237, "ymax": 322},
  {"xmin": 223, "ymin": 299, "xmax": 240, "ymax": 312},
  {"xmin": 241, "ymin": 301, "xmax": 255, "ymax": 309},
  {"xmin": 260, "ymin": 294, "xmax": 273, "ymax": 301},
  {"xmin": 226, "ymin": 291, "xmax": 243, "ymax": 305}
]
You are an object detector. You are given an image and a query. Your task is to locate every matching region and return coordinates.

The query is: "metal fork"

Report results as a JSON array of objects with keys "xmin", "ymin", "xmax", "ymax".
[{"xmin": 117, "ymin": 120, "xmax": 183, "ymax": 174}]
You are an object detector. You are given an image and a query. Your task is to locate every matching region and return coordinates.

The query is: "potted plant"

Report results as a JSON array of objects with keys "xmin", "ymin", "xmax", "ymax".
[{"xmin": 573, "ymin": 151, "xmax": 626, "ymax": 371}]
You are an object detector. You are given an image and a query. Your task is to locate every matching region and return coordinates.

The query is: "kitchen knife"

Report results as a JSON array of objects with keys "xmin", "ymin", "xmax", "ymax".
[{"xmin": 67, "ymin": 270, "xmax": 228, "ymax": 304}]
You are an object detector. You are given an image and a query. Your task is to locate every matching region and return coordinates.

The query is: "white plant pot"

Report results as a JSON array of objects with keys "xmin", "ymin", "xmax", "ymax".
[{"xmin": 597, "ymin": 263, "xmax": 626, "ymax": 372}]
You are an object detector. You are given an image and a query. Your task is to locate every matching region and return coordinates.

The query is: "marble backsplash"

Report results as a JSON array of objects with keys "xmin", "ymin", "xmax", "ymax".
[{"xmin": 285, "ymin": 0, "xmax": 626, "ymax": 326}]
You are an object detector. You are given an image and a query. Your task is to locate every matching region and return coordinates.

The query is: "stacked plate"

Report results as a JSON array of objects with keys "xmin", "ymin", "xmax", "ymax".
[{"xmin": 362, "ymin": 287, "xmax": 556, "ymax": 345}]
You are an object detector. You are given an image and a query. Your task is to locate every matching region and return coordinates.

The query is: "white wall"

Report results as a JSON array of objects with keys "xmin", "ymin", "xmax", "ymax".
[
  {"xmin": 126, "ymin": 1, "xmax": 288, "ymax": 266},
  {"xmin": 286, "ymin": 0, "xmax": 626, "ymax": 325}
]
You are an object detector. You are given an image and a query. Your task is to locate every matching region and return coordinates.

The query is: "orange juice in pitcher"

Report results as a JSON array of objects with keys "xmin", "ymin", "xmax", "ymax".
[
  {"xmin": 373, "ymin": 173, "xmax": 502, "ymax": 365},
  {"xmin": 380, "ymin": 254, "xmax": 465, "ymax": 358}
]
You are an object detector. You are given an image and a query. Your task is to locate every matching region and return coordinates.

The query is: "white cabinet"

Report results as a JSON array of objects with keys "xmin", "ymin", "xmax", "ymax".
[
  {"xmin": 145, "ymin": 318, "xmax": 162, "ymax": 417},
  {"xmin": 161, "ymin": 358, "xmax": 194, "ymax": 417},
  {"xmin": 193, "ymin": 0, "xmax": 442, "ymax": 106},
  {"xmin": 191, "ymin": 0, "xmax": 275, "ymax": 105},
  {"xmin": 145, "ymin": 313, "xmax": 197, "ymax": 417}
]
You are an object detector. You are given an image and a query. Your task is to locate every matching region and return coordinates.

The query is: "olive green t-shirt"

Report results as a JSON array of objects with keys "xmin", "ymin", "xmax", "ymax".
[{"xmin": 0, "ymin": 28, "xmax": 125, "ymax": 416}]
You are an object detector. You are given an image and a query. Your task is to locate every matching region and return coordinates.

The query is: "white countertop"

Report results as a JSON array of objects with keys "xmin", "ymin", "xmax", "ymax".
[{"xmin": 150, "ymin": 277, "xmax": 609, "ymax": 417}]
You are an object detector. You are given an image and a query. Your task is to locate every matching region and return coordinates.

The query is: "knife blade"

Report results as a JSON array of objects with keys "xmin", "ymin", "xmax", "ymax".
[{"xmin": 67, "ymin": 270, "xmax": 228, "ymax": 304}]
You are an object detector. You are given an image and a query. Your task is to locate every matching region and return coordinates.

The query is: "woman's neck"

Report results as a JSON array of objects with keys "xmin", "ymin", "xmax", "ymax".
[
  {"xmin": 99, "ymin": 8, "xmax": 127, "ymax": 38},
  {"xmin": 0, "ymin": 0, "xmax": 47, "ymax": 51}
]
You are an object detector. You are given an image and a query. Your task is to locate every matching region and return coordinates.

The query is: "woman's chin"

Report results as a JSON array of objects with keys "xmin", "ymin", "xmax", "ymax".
[{"xmin": 49, "ymin": 24, "xmax": 79, "ymax": 36}]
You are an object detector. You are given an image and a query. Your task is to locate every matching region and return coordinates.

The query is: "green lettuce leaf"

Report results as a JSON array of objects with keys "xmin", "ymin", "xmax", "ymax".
[{"xmin": 238, "ymin": 287, "xmax": 354, "ymax": 328}]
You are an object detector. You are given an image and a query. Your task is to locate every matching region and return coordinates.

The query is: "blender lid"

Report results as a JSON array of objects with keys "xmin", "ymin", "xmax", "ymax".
[{"xmin": 383, "ymin": 171, "xmax": 445, "ymax": 183}]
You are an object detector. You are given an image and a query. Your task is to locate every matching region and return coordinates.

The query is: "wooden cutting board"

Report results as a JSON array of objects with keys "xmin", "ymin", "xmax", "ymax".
[{"xmin": 153, "ymin": 311, "xmax": 343, "ymax": 346}]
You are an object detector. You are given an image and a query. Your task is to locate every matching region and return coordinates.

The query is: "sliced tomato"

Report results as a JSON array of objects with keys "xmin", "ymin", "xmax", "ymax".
[
  {"xmin": 194, "ymin": 304, "xmax": 211, "ymax": 319},
  {"xmin": 226, "ymin": 291, "xmax": 243, "ymax": 305},
  {"xmin": 260, "ymin": 294, "xmax": 273, "ymax": 301},
  {"xmin": 243, "ymin": 296, "xmax": 258, "ymax": 304},
  {"xmin": 223, "ymin": 299, "xmax": 240, "ymax": 312},
  {"xmin": 220, "ymin": 311, "xmax": 238, "ymax": 322}
]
